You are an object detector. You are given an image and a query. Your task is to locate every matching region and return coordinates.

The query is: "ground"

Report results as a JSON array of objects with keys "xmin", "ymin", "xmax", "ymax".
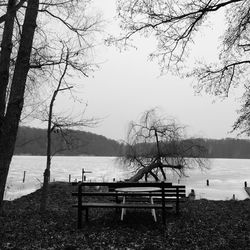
[{"xmin": 0, "ymin": 182, "xmax": 249, "ymax": 250}]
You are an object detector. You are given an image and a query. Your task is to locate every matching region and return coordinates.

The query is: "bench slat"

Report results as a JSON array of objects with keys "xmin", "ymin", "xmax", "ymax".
[
  {"xmin": 73, "ymin": 202, "xmax": 174, "ymax": 209},
  {"xmin": 72, "ymin": 191, "xmax": 171, "ymax": 197},
  {"xmin": 153, "ymin": 192, "xmax": 186, "ymax": 195}
]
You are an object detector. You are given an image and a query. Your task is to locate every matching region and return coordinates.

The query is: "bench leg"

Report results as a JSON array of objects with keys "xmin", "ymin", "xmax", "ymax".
[
  {"xmin": 115, "ymin": 195, "xmax": 119, "ymax": 214},
  {"xmin": 162, "ymin": 207, "xmax": 166, "ymax": 225},
  {"xmin": 150, "ymin": 197, "xmax": 157, "ymax": 222},
  {"xmin": 85, "ymin": 208, "xmax": 89, "ymax": 222},
  {"xmin": 78, "ymin": 208, "xmax": 88, "ymax": 229},
  {"xmin": 121, "ymin": 196, "xmax": 126, "ymax": 221},
  {"xmin": 78, "ymin": 208, "xmax": 82, "ymax": 229}
]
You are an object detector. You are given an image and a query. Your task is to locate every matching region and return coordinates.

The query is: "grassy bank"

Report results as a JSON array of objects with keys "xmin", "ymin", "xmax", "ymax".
[{"xmin": 1, "ymin": 182, "xmax": 249, "ymax": 250}]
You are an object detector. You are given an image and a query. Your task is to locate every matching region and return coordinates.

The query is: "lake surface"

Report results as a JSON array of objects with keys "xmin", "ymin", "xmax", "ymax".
[{"xmin": 4, "ymin": 156, "xmax": 250, "ymax": 201}]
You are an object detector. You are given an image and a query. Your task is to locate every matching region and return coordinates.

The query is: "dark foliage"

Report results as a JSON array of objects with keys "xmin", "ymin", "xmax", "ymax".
[
  {"xmin": 0, "ymin": 182, "xmax": 249, "ymax": 249},
  {"xmin": 14, "ymin": 126, "xmax": 124, "ymax": 156},
  {"xmin": 203, "ymin": 138, "xmax": 250, "ymax": 159}
]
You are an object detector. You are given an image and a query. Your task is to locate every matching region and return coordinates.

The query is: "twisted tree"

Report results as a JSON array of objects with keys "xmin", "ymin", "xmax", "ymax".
[{"xmin": 120, "ymin": 109, "xmax": 207, "ymax": 182}]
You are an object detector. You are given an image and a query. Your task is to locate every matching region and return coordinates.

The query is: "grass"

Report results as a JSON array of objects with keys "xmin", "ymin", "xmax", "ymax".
[{"xmin": 0, "ymin": 182, "xmax": 250, "ymax": 249}]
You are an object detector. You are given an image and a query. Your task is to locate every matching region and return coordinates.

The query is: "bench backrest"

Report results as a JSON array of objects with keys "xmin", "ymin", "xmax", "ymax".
[
  {"xmin": 164, "ymin": 185, "xmax": 186, "ymax": 198},
  {"xmin": 73, "ymin": 182, "xmax": 185, "ymax": 198}
]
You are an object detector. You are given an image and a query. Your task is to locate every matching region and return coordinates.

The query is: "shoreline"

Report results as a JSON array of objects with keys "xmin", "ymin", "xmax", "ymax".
[
  {"xmin": 13, "ymin": 154, "xmax": 250, "ymax": 160},
  {"xmin": 4, "ymin": 184, "xmax": 250, "ymax": 202}
]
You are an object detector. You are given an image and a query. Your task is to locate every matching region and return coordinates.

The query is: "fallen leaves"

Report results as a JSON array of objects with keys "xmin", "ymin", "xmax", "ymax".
[{"xmin": 0, "ymin": 182, "xmax": 249, "ymax": 249}]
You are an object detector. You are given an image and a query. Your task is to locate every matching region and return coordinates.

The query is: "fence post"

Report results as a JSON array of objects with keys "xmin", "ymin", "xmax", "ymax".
[
  {"xmin": 206, "ymin": 180, "xmax": 209, "ymax": 186},
  {"xmin": 69, "ymin": 174, "xmax": 71, "ymax": 183},
  {"xmin": 82, "ymin": 168, "xmax": 84, "ymax": 182},
  {"xmin": 245, "ymin": 181, "xmax": 247, "ymax": 188},
  {"xmin": 82, "ymin": 168, "xmax": 92, "ymax": 182},
  {"xmin": 161, "ymin": 181, "xmax": 166, "ymax": 225},
  {"xmin": 77, "ymin": 184, "xmax": 83, "ymax": 229},
  {"xmin": 176, "ymin": 187, "xmax": 180, "ymax": 215},
  {"xmin": 22, "ymin": 171, "xmax": 26, "ymax": 183}
]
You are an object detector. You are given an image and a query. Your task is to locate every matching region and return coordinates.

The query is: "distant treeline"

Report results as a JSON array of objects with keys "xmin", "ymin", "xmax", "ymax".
[
  {"xmin": 203, "ymin": 138, "xmax": 250, "ymax": 159},
  {"xmin": 14, "ymin": 126, "xmax": 124, "ymax": 156},
  {"xmin": 14, "ymin": 126, "xmax": 250, "ymax": 158}
]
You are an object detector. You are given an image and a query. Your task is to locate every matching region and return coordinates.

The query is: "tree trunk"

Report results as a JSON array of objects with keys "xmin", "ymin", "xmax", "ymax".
[
  {"xmin": 127, "ymin": 163, "xmax": 183, "ymax": 182},
  {"xmin": 128, "ymin": 163, "xmax": 160, "ymax": 182},
  {"xmin": 40, "ymin": 52, "xmax": 69, "ymax": 213},
  {"xmin": 0, "ymin": 0, "xmax": 39, "ymax": 209},
  {"xmin": 40, "ymin": 91, "xmax": 56, "ymax": 212},
  {"xmin": 0, "ymin": 0, "xmax": 16, "ymax": 124}
]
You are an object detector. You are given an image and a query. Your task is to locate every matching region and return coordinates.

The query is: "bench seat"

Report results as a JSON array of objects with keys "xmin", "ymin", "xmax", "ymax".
[
  {"xmin": 73, "ymin": 202, "xmax": 174, "ymax": 209},
  {"xmin": 152, "ymin": 196, "xmax": 186, "ymax": 201}
]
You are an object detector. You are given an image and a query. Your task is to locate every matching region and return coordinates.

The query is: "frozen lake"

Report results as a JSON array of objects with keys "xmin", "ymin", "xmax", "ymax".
[{"xmin": 4, "ymin": 156, "xmax": 250, "ymax": 201}]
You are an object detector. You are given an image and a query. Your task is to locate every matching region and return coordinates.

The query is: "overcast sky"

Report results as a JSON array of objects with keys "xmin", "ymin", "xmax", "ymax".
[{"xmin": 39, "ymin": 1, "xmax": 243, "ymax": 141}]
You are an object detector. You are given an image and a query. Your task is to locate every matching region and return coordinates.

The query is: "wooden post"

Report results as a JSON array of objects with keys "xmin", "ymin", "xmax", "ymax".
[
  {"xmin": 85, "ymin": 208, "xmax": 89, "ymax": 222},
  {"xmin": 245, "ymin": 181, "xmax": 247, "ymax": 188},
  {"xmin": 113, "ymin": 178, "xmax": 116, "ymax": 182},
  {"xmin": 82, "ymin": 168, "xmax": 92, "ymax": 182},
  {"xmin": 69, "ymin": 174, "xmax": 71, "ymax": 183},
  {"xmin": 82, "ymin": 168, "xmax": 84, "ymax": 182},
  {"xmin": 206, "ymin": 180, "xmax": 209, "ymax": 186},
  {"xmin": 161, "ymin": 181, "xmax": 166, "ymax": 225},
  {"xmin": 77, "ymin": 184, "xmax": 82, "ymax": 229},
  {"xmin": 22, "ymin": 171, "xmax": 26, "ymax": 183},
  {"xmin": 176, "ymin": 187, "xmax": 180, "ymax": 215}
]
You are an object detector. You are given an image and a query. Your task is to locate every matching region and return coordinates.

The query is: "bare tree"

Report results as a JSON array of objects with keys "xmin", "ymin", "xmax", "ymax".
[
  {"xmin": 0, "ymin": 0, "xmax": 101, "ymax": 209},
  {"xmin": 232, "ymin": 88, "xmax": 250, "ymax": 135},
  {"xmin": 120, "ymin": 109, "xmax": 207, "ymax": 182},
  {"xmin": 0, "ymin": 0, "xmax": 39, "ymax": 210},
  {"xmin": 39, "ymin": 47, "xmax": 98, "ymax": 212},
  {"xmin": 113, "ymin": 0, "xmax": 250, "ymax": 134}
]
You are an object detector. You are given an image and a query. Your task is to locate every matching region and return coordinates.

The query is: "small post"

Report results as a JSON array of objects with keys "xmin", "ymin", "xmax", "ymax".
[
  {"xmin": 161, "ymin": 181, "xmax": 166, "ymax": 225},
  {"xmin": 206, "ymin": 179, "xmax": 209, "ymax": 186},
  {"xmin": 22, "ymin": 171, "xmax": 26, "ymax": 183},
  {"xmin": 69, "ymin": 174, "xmax": 71, "ymax": 183},
  {"xmin": 113, "ymin": 178, "xmax": 116, "ymax": 182},
  {"xmin": 176, "ymin": 187, "xmax": 180, "ymax": 215},
  {"xmin": 82, "ymin": 168, "xmax": 84, "ymax": 182},
  {"xmin": 232, "ymin": 194, "xmax": 235, "ymax": 200},
  {"xmin": 77, "ymin": 184, "xmax": 83, "ymax": 229},
  {"xmin": 81, "ymin": 168, "xmax": 92, "ymax": 182},
  {"xmin": 244, "ymin": 181, "xmax": 247, "ymax": 188}
]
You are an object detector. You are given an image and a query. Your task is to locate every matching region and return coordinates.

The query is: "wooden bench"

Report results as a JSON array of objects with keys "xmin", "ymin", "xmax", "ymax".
[
  {"xmin": 72, "ymin": 182, "xmax": 186, "ymax": 228},
  {"xmin": 152, "ymin": 184, "xmax": 186, "ymax": 205}
]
